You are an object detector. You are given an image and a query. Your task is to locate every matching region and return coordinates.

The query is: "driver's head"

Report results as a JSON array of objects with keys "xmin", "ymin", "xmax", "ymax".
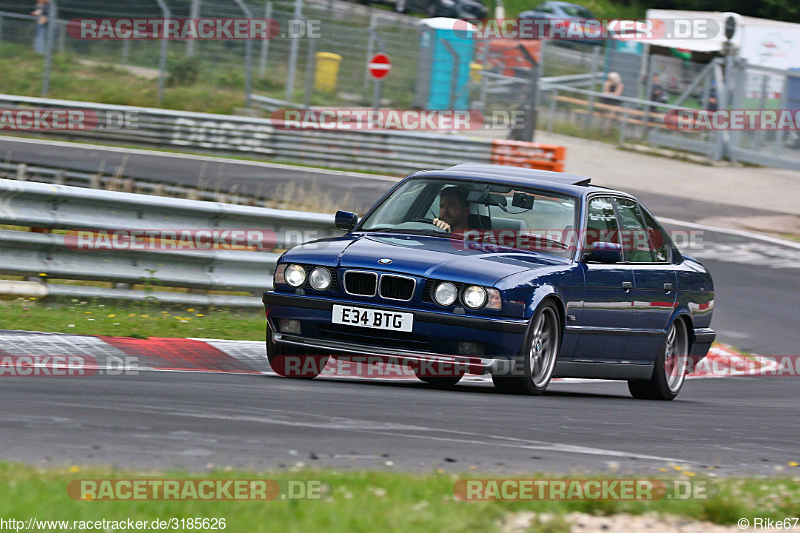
[{"xmin": 438, "ymin": 186, "xmax": 470, "ymax": 231}]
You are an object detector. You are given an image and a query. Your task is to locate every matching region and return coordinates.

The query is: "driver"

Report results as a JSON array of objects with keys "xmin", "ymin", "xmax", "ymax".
[{"xmin": 433, "ymin": 186, "xmax": 470, "ymax": 233}]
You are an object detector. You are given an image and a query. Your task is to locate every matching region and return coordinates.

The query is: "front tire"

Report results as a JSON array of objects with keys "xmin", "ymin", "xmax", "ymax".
[
  {"xmin": 628, "ymin": 319, "xmax": 688, "ymax": 400},
  {"xmin": 266, "ymin": 324, "xmax": 328, "ymax": 378},
  {"xmin": 492, "ymin": 302, "xmax": 560, "ymax": 395}
]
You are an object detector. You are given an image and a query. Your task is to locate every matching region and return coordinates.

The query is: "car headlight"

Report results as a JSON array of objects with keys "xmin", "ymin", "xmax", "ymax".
[
  {"xmin": 285, "ymin": 264, "xmax": 306, "ymax": 287},
  {"xmin": 463, "ymin": 285, "xmax": 487, "ymax": 309},
  {"xmin": 441, "ymin": 0, "xmax": 454, "ymax": 5},
  {"xmin": 434, "ymin": 281, "xmax": 458, "ymax": 306},
  {"xmin": 309, "ymin": 267, "xmax": 332, "ymax": 290}
]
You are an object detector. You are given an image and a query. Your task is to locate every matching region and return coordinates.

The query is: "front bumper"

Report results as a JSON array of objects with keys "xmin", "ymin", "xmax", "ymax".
[{"xmin": 263, "ymin": 291, "xmax": 529, "ymax": 373}]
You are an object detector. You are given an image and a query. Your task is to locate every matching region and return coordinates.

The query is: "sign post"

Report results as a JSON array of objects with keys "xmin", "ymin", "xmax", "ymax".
[{"xmin": 368, "ymin": 53, "xmax": 391, "ymax": 109}]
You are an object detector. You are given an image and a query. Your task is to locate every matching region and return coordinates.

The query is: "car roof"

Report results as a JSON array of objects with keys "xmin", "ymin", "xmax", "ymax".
[{"xmin": 410, "ymin": 164, "xmax": 632, "ymax": 200}]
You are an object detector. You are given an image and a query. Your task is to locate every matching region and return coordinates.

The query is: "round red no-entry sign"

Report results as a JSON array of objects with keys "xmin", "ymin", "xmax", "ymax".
[{"xmin": 368, "ymin": 53, "xmax": 391, "ymax": 80}]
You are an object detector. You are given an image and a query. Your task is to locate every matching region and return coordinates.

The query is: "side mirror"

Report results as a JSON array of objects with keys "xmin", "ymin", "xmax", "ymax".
[
  {"xmin": 584, "ymin": 241, "xmax": 622, "ymax": 263},
  {"xmin": 335, "ymin": 210, "xmax": 359, "ymax": 231}
]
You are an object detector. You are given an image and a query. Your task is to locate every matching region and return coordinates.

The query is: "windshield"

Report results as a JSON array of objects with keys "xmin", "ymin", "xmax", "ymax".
[{"xmin": 358, "ymin": 178, "xmax": 578, "ymax": 258}]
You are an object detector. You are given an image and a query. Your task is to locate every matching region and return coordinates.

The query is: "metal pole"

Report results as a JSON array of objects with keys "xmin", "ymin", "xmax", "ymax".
[
  {"xmin": 121, "ymin": 39, "xmax": 130, "ymax": 65},
  {"xmin": 259, "ymin": 1, "xmax": 273, "ymax": 77},
  {"xmin": 586, "ymin": 45, "xmax": 599, "ymax": 128},
  {"xmin": 0, "ymin": 12, "xmax": 4, "ymax": 43},
  {"xmin": 641, "ymin": 57, "xmax": 655, "ymax": 140},
  {"xmin": 372, "ymin": 79, "xmax": 383, "ymax": 109},
  {"xmin": 440, "ymin": 39, "xmax": 460, "ymax": 109},
  {"xmin": 187, "ymin": 0, "xmax": 200, "ymax": 57},
  {"xmin": 232, "ymin": 0, "xmax": 254, "ymax": 108},
  {"xmin": 303, "ymin": 32, "xmax": 316, "ymax": 109},
  {"xmin": 517, "ymin": 44, "xmax": 539, "ymax": 142},
  {"xmin": 42, "ymin": 0, "xmax": 57, "ymax": 96},
  {"xmin": 371, "ymin": 29, "xmax": 387, "ymax": 109},
  {"xmin": 285, "ymin": 0, "xmax": 304, "ymax": 102},
  {"xmin": 154, "ymin": 0, "xmax": 170, "ymax": 105},
  {"xmin": 547, "ymin": 88, "xmax": 557, "ymax": 133},
  {"xmin": 364, "ymin": 13, "xmax": 377, "ymax": 92},
  {"xmin": 774, "ymin": 74, "xmax": 789, "ymax": 155}
]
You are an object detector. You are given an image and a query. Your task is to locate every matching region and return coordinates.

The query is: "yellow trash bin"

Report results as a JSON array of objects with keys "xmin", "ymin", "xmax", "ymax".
[{"xmin": 314, "ymin": 52, "xmax": 343, "ymax": 93}]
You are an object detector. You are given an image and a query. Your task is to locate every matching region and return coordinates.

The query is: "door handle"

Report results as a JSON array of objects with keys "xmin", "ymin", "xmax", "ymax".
[
  {"xmin": 622, "ymin": 281, "xmax": 633, "ymax": 290},
  {"xmin": 664, "ymin": 283, "xmax": 673, "ymax": 292}
]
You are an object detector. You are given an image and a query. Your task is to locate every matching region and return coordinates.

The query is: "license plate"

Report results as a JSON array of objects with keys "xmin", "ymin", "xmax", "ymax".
[{"xmin": 332, "ymin": 305, "xmax": 413, "ymax": 332}]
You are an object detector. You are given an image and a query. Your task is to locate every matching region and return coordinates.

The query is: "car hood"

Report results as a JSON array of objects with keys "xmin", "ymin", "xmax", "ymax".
[{"xmin": 284, "ymin": 234, "xmax": 568, "ymax": 286}]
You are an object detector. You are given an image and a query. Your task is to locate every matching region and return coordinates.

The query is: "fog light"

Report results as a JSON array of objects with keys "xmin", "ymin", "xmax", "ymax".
[
  {"xmin": 278, "ymin": 319, "xmax": 302, "ymax": 335},
  {"xmin": 457, "ymin": 341, "xmax": 485, "ymax": 356}
]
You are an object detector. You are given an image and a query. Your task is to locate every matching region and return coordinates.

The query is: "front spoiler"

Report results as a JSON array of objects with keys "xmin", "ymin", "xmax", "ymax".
[{"xmin": 272, "ymin": 331, "xmax": 508, "ymax": 375}]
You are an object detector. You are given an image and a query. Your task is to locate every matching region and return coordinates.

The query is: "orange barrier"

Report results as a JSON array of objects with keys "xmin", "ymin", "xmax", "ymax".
[{"xmin": 491, "ymin": 140, "xmax": 566, "ymax": 173}]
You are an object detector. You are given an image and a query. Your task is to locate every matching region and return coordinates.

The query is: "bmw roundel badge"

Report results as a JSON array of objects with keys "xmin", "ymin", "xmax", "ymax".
[{"xmin": 378, "ymin": 258, "xmax": 392, "ymax": 265}]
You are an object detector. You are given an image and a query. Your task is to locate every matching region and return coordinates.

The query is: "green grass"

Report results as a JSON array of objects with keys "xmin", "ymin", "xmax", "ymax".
[
  {"xmin": 0, "ymin": 299, "xmax": 266, "ymax": 340},
  {"xmin": 1, "ymin": 462, "xmax": 799, "ymax": 532}
]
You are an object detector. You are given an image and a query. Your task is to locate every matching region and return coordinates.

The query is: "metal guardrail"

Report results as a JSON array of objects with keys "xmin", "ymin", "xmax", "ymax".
[
  {"xmin": 0, "ymin": 178, "xmax": 339, "ymax": 307},
  {"xmin": 0, "ymin": 161, "xmax": 268, "ymax": 206},
  {"xmin": 0, "ymin": 94, "xmax": 496, "ymax": 175}
]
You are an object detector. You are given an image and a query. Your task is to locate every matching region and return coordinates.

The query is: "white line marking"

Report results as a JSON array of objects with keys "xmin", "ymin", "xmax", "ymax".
[{"xmin": 660, "ymin": 217, "xmax": 800, "ymax": 250}]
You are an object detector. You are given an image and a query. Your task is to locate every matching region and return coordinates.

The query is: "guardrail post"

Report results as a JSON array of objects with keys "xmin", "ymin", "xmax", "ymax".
[
  {"xmin": 42, "ymin": 0, "xmax": 57, "ymax": 96},
  {"xmin": 285, "ymin": 0, "xmax": 304, "ymax": 102},
  {"xmin": 259, "ymin": 1, "xmax": 273, "ymax": 77},
  {"xmin": 16, "ymin": 164, "xmax": 27, "ymax": 181},
  {"xmin": 54, "ymin": 170, "xmax": 65, "ymax": 185},
  {"xmin": 153, "ymin": 0, "xmax": 171, "ymax": 105}
]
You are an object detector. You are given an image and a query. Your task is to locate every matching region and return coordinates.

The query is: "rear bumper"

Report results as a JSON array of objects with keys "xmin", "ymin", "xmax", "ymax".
[{"xmin": 690, "ymin": 328, "xmax": 716, "ymax": 357}]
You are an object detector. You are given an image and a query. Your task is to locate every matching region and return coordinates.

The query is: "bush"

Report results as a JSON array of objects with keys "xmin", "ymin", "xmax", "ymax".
[{"xmin": 167, "ymin": 55, "xmax": 200, "ymax": 86}]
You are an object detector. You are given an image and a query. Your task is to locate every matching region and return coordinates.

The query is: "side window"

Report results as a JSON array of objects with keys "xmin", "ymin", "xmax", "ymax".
[
  {"xmin": 586, "ymin": 197, "xmax": 619, "ymax": 250},
  {"xmin": 639, "ymin": 206, "xmax": 671, "ymax": 263},
  {"xmin": 615, "ymin": 198, "xmax": 655, "ymax": 262}
]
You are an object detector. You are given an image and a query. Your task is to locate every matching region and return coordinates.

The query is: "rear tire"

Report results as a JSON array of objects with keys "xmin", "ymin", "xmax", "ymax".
[
  {"xmin": 628, "ymin": 319, "xmax": 688, "ymax": 400},
  {"xmin": 266, "ymin": 324, "xmax": 328, "ymax": 379},
  {"xmin": 492, "ymin": 302, "xmax": 560, "ymax": 395}
]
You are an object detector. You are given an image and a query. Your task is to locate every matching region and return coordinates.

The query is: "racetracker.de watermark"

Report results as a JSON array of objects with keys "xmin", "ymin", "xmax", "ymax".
[
  {"xmin": 0, "ymin": 109, "xmax": 137, "ymax": 131},
  {"xmin": 456, "ymin": 17, "xmax": 722, "ymax": 41},
  {"xmin": 0, "ymin": 355, "xmax": 137, "ymax": 377},
  {"xmin": 67, "ymin": 479, "xmax": 325, "ymax": 500},
  {"xmin": 63, "ymin": 229, "xmax": 323, "ymax": 252},
  {"xmin": 666, "ymin": 109, "xmax": 800, "ymax": 131},
  {"xmin": 271, "ymin": 109, "xmax": 528, "ymax": 131},
  {"xmin": 453, "ymin": 479, "xmax": 715, "ymax": 500},
  {"xmin": 67, "ymin": 18, "xmax": 283, "ymax": 40},
  {"xmin": 448, "ymin": 229, "xmax": 707, "ymax": 253}
]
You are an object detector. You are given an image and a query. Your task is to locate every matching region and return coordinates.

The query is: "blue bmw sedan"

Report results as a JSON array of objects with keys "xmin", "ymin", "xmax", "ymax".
[{"xmin": 262, "ymin": 164, "xmax": 715, "ymax": 400}]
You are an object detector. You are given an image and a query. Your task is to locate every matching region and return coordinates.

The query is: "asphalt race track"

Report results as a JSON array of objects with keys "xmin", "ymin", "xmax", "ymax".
[{"xmin": 1, "ymin": 137, "xmax": 799, "ymax": 474}]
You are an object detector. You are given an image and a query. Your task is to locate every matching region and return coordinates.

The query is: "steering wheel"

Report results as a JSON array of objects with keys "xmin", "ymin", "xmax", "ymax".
[{"xmin": 404, "ymin": 218, "xmax": 448, "ymax": 232}]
